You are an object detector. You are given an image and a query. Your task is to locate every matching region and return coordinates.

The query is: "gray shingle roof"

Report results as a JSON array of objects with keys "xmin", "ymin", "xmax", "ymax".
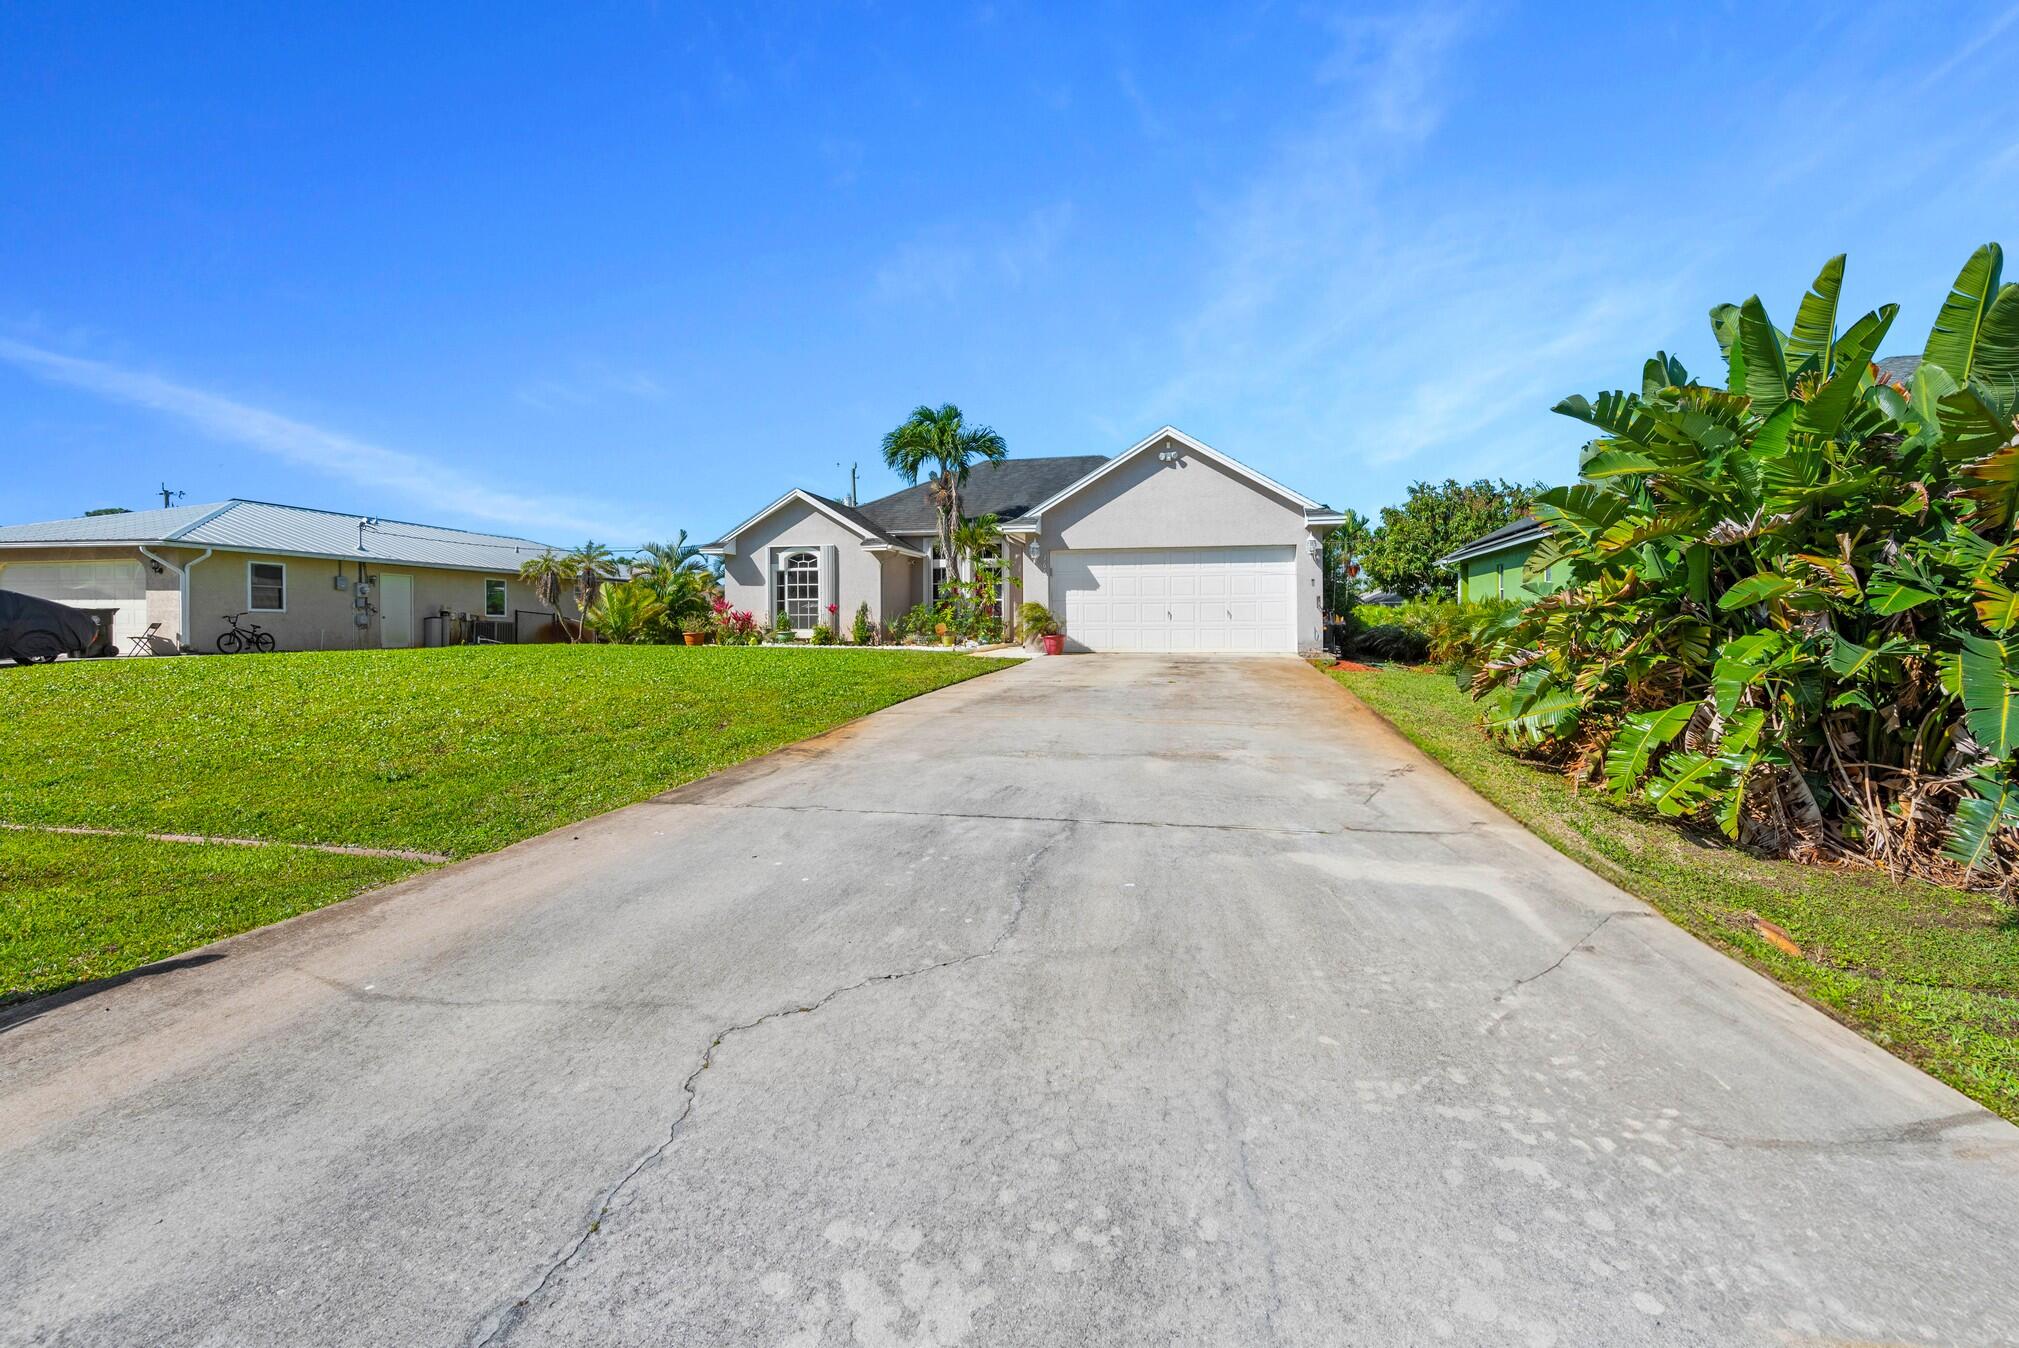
[
  {"xmin": 854, "ymin": 456, "xmax": 1109, "ymax": 534},
  {"xmin": 1435, "ymin": 515, "xmax": 1546, "ymax": 567},
  {"xmin": 0, "ymin": 499, "xmax": 558, "ymax": 573},
  {"xmin": 801, "ymin": 492, "xmax": 911, "ymax": 550},
  {"xmin": 1875, "ymin": 354, "xmax": 1920, "ymax": 386}
]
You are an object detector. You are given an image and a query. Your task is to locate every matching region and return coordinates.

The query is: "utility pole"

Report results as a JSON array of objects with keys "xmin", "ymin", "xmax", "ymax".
[{"xmin": 158, "ymin": 482, "xmax": 184, "ymax": 509}]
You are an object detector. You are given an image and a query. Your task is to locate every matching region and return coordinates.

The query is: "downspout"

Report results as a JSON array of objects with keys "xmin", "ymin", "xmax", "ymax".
[{"xmin": 139, "ymin": 545, "xmax": 212, "ymax": 651}]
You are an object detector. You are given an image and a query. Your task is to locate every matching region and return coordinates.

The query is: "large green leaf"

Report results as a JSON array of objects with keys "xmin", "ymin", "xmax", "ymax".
[
  {"xmin": 1961, "ymin": 443, "xmax": 2019, "ymax": 529},
  {"xmin": 1580, "ymin": 449, "xmax": 1663, "ymax": 478},
  {"xmin": 1922, "ymin": 242, "xmax": 2005, "ymax": 382},
  {"xmin": 1737, "ymin": 296, "xmax": 1790, "ymax": 415},
  {"xmin": 1602, "ymin": 702, "xmax": 1694, "ymax": 795},
  {"xmin": 1794, "ymin": 305, "xmax": 1896, "ymax": 437},
  {"xmin": 1646, "ymin": 751, "xmax": 1727, "ymax": 817},
  {"xmin": 1956, "ymin": 633, "xmax": 2019, "ymax": 757},
  {"xmin": 1974, "ymin": 578, "xmax": 2019, "ymax": 633},
  {"xmin": 1940, "ymin": 384, "xmax": 2017, "ymax": 465},
  {"xmin": 1718, "ymin": 572, "xmax": 1797, "ymax": 610},
  {"xmin": 1784, "ymin": 254, "xmax": 1844, "ymax": 376},
  {"xmin": 1974, "ymin": 283, "xmax": 2019, "ymax": 412},
  {"xmin": 1710, "ymin": 302, "xmax": 1745, "ymax": 391},
  {"xmin": 1713, "ymin": 632, "xmax": 1785, "ymax": 715},
  {"xmin": 1641, "ymin": 352, "xmax": 1688, "ymax": 397},
  {"xmin": 1867, "ymin": 562, "xmax": 1941, "ymax": 615},
  {"xmin": 1943, "ymin": 770, "xmax": 2019, "ymax": 874}
]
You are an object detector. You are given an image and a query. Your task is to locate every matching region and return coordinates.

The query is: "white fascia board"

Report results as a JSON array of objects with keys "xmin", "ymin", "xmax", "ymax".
[
  {"xmin": 1019, "ymin": 425, "xmax": 1321, "ymax": 521},
  {"xmin": 712, "ymin": 489, "xmax": 882, "ymax": 548},
  {"xmin": 862, "ymin": 541, "xmax": 927, "ymax": 558}
]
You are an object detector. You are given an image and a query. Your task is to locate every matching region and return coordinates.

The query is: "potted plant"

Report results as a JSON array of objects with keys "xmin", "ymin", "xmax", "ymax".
[
  {"xmin": 1020, "ymin": 602, "xmax": 1063, "ymax": 655},
  {"xmin": 680, "ymin": 615, "xmax": 709, "ymax": 646}
]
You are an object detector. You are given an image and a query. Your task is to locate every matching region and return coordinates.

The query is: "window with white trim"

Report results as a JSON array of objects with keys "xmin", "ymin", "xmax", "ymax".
[
  {"xmin": 249, "ymin": 561, "xmax": 286, "ymax": 611},
  {"xmin": 929, "ymin": 542, "xmax": 949, "ymax": 604},
  {"xmin": 485, "ymin": 578, "xmax": 508, "ymax": 618},
  {"xmin": 779, "ymin": 551, "xmax": 820, "ymax": 630}
]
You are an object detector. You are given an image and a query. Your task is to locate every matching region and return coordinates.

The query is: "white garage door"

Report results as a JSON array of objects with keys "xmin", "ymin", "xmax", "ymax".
[
  {"xmin": 1, "ymin": 560, "xmax": 147, "ymax": 647},
  {"xmin": 1054, "ymin": 547, "xmax": 1297, "ymax": 653}
]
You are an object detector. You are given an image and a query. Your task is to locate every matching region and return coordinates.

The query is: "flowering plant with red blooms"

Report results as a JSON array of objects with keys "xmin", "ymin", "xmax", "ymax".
[
  {"xmin": 826, "ymin": 603, "xmax": 838, "ymax": 617},
  {"xmin": 713, "ymin": 606, "xmax": 761, "ymax": 644},
  {"xmin": 711, "ymin": 595, "xmax": 729, "ymax": 614}
]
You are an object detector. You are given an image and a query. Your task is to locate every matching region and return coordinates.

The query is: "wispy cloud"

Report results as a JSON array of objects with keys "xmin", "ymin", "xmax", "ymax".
[
  {"xmin": 1136, "ymin": 4, "xmax": 1695, "ymax": 500},
  {"xmin": 513, "ymin": 362, "xmax": 667, "ymax": 412},
  {"xmin": 873, "ymin": 202, "xmax": 1076, "ymax": 302},
  {"xmin": 0, "ymin": 338, "xmax": 653, "ymax": 540}
]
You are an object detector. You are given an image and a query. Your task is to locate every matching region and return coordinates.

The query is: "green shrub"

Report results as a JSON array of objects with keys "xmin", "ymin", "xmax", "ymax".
[
  {"xmin": 1472, "ymin": 245, "xmax": 2019, "ymax": 887},
  {"xmin": 809, "ymin": 624, "xmax": 835, "ymax": 645},
  {"xmin": 852, "ymin": 601, "xmax": 874, "ymax": 646}
]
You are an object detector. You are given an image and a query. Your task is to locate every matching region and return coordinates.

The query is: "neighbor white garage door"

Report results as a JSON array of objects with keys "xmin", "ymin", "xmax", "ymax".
[
  {"xmin": 0, "ymin": 560, "xmax": 147, "ymax": 647},
  {"xmin": 1053, "ymin": 546, "xmax": 1297, "ymax": 653}
]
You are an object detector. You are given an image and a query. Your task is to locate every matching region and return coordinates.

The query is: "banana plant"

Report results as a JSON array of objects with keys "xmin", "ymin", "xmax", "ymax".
[{"xmin": 1472, "ymin": 245, "xmax": 2019, "ymax": 885}]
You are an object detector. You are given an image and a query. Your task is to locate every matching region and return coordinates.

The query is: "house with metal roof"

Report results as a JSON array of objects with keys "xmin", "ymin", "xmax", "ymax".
[
  {"xmin": 0, "ymin": 499, "xmax": 569, "ymax": 653},
  {"xmin": 702, "ymin": 426, "xmax": 1343, "ymax": 652}
]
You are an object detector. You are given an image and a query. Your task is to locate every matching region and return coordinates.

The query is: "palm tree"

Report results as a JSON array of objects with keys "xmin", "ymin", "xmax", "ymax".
[
  {"xmin": 1323, "ymin": 508, "xmax": 1373, "ymax": 617},
  {"xmin": 582, "ymin": 578, "xmax": 666, "ymax": 644},
  {"xmin": 518, "ymin": 550, "xmax": 579, "ymax": 640},
  {"xmin": 564, "ymin": 541, "xmax": 617, "ymax": 637},
  {"xmin": 881, "ymin": 404, "xmax": 1008, "ymax": 582},
  {"xmin": 952, "ymin": 512, "xmax": 1004, "ymax": 613}
]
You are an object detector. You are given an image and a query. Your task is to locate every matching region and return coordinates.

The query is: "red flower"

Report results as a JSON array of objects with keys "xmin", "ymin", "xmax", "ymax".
[{"xmin": 826, "ymin": 603, "xmax": 838, "ymax": 615}]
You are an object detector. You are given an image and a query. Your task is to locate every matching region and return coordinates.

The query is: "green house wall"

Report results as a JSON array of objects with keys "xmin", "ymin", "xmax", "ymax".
[{"xmin": 1456, "ymin": 539, "xmax": 1558, "ymax": 603}]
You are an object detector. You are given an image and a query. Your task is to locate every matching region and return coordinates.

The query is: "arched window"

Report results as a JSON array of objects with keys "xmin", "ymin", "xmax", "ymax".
[{"xmin": 779, "ymin": 551, "xmax": 820, "ymax": 630}]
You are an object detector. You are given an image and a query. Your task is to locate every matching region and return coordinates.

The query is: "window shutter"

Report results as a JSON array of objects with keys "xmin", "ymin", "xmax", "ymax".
[
  {"xmin": 821, "ymin": 545, "xmax": 839, "ymax": 628},
  {"xmin": 765, "ymin": 549, "xmax": 777, "ymax": 624}
]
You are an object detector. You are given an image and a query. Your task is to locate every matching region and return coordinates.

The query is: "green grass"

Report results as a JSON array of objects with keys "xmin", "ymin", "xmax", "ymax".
[
  {"xmin": 1332, "ymin": 663, "xmax": 2019, "ymax": 1123},
  {"xmin": 1, "ymin": 645, "xmax": 1009, "ymax": 1003},
  {"xmin": 2, "ymin": 831, "xmax": 425, "ymax": 1003}
]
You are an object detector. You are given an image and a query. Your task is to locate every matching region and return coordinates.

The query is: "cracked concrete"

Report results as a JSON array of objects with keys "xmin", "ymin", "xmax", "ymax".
[{"xmin": 3, "ymin": 654, "xmax": 2019, "ymax": 1347}]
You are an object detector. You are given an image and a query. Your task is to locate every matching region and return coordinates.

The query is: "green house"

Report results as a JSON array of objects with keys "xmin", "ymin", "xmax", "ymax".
[{"xmin": 1437, "ymin": 516, "xmax": 1557, "ymax": 603}]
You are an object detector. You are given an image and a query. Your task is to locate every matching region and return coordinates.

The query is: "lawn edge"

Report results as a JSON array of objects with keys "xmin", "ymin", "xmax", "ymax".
[
  {"xmin": 0, "ymin": 657, "xmax": 1018, "ymax": 1023},
  {"xmin": 1315, "ymin": 663, "xmax": 2019, "ymax": 1125}
]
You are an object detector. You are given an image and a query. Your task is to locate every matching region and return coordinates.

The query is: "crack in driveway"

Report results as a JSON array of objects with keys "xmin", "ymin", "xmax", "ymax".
[{"xmin": 468, "ymin": 823, "xmax": 1073, "ymax": 1347}]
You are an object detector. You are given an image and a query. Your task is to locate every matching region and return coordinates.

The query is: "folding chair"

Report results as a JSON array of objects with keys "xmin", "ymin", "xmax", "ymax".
[{"xmin": 125, "ymin": 622, "xmax": 164, "ymax": 656}]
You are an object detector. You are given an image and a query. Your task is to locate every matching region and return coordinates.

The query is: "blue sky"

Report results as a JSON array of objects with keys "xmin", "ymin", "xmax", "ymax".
[{"xmin": 3, "ymin": 3, "xmax": 2017, "ymax": 546}]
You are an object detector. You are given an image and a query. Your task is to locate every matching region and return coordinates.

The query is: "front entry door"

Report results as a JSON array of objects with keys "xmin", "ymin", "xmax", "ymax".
[{"xmin": 379, "ymin": 574, "xmax": 414, "ymax": 648}]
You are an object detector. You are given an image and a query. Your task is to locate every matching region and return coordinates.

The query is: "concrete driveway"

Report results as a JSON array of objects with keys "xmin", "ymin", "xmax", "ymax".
[{"xmin": 4, "ymin": 656, "xmax": 2017, "ymax": 1346}]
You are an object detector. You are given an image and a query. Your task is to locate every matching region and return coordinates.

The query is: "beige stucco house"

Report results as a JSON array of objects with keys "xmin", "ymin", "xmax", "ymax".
[
  {"xmin": 0, "ymin": 499, "xmax": 571, "ymax": 654},
  {"xmin": 704, "ymin": 427, "xmax": 1343, "ymax": 653}
]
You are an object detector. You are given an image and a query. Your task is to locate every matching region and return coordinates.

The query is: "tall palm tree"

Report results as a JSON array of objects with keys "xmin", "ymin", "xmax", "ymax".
[
  {"xmin": 564, "ymin": 541, "xmax": 617, "ymax": 640},
  {"xmin": 518, "ymin": 550, "xmax": 579, "ymax": 640},
  {"xmin": 881, "ymin": 404, "xmax": 1008, "ymax": 582},
  {"xmin": 1323, "ymin": 508, "xmax": 1373, "ymax": 616}
]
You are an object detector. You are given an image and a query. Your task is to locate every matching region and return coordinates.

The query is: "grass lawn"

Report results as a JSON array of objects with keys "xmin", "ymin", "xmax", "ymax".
[
  {"xmin": 2, "ymin": 831, "xmax": 424, "ymax": 1003},
  {"xmin": 1332, "ymin": 663, "xmax": 2019, "ymax": 1124},
  {"xmin": 2, "ymin": 645, "xmax": 1010, "ymax": 1004}
]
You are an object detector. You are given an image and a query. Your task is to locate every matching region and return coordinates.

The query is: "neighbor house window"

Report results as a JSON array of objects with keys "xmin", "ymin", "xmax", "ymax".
[
  {"xmin": 249, "ymin": 561, "xmax": 286, "ymax": 611},
  {"xmin": 779, "ymin": 551, "xmax": 820, "ymax": 630},
  {"xmin": 485, "ymin": 578, "xmax": 507, "ymax": 618}
]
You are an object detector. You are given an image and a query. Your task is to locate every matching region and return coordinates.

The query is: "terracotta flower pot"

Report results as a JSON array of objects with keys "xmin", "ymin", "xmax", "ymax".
[
  {"xmin": 1042, "ymin": 633, "xmax": 1065, "ymax": 656},
  {"xmin": 683, "ymin": 631, "xmax": 704, "ymax": 646}
]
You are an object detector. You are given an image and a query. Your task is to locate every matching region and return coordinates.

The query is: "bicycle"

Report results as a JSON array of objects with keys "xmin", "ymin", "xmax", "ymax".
[{"xmin": 216, "ymin": 612, "xmax": 278, "ymax": 654}]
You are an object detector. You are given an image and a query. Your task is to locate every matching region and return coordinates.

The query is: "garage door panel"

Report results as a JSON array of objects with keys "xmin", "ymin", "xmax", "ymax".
[
  {"xmin": 1056, "ymin": 547, "xmax": 1295, "ymax": 653},
  {"xmin": 3, "ymin": 560, "xmax": 147, "ymax": 648}
]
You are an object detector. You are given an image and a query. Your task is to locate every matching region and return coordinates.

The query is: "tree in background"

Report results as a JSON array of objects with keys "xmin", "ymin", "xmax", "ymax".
[
  {"xmin": 563, "ymin": 541, "xmax": 618, "ymax": 628},
  {"xmin": 880, "ymin": 404, "xmax": 1008, "ymax": 581},
  {"xmin": 518, "ymin": 550, "xmax": 579, "ymax": 639},
  {"xmin": 1321, "ymin": 508, "xmax": 1373, "ymax": 616},
  {"xmin": 1363, "ymin": 478, "xmax": 1546, "ymax": 597}
]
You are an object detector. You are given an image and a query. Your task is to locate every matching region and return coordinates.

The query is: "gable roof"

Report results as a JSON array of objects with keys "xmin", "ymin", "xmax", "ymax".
[
  {"xmin": 852, "ymin": 456, "xmax": 1109, "ymax": 534},
  {"xmin": 0, "ymin": 499, "xmax": 558, "ymax": 573},
  {"xmin": 1001, "ymin": 427, "xmax": 1330, "ymax": 527},
  {"xmin": 1435, "ymin": 515, "xmax": 1547, "ymax": 567},
  {"xmin": 701, "ymin": 488, "xmax": 921, "ymax": 555},
  {"xmin": 1875, "ymin": 354, "xmax": 1920, "ymax": 386}
]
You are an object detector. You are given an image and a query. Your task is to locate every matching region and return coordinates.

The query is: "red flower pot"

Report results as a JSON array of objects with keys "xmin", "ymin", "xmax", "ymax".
[{"xmin": 1042, "ymin": 633, "xmax": 1065, "ymax": 656}]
